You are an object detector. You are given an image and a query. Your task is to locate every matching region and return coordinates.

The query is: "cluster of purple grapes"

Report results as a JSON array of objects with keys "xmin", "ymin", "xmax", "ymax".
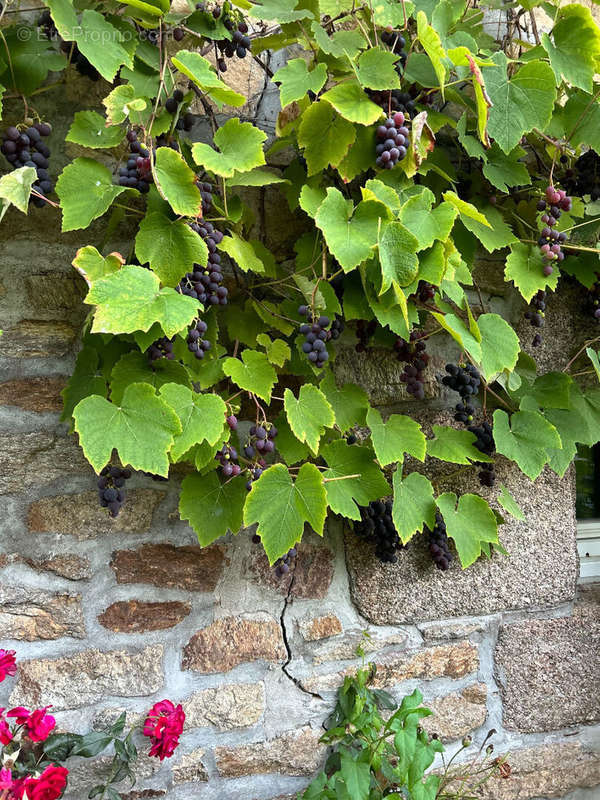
[
  {"xmin": 525, "ymin": 289, "xmax": 546, "ymax": 346},
  {"xmin": 467, "ymin": 421, "xmax": 496, "ymax": 488},
  {"xmin": 381, "ymin": 26, "xmax": 407, "ymax": 67},
  {"xmin": 368, "ymin": 89, "xmax": 416, "ymax": 117},
  {"xmin": 354, "ymin": 499, "xmax": 403, "ymax": 563},
  {"xmin": 298, "ymin": 307, "xmax": 343, "ymax": 369},
  {"xmin": 273, "ymin": 547, "xmax": 297, "ymax": 577},
  {"xmin": 426, "ymin": 512, "xmax": 453, "ymax": 571},
  {"xmin": 118, "ymin": 131, "xmax": 152, "ymax": 192},
  {"xmin": 183, "ymin": 222, "xmax": 227, "ymax": 306},
  {"xmin": 414, "ymin": 281, "xmax": 436, "ymax": 304},
  {"xmin": 97, "ymin": 465, "xmax": 132, "ymax": 517},
  {"xmin": 148, "ymin": 336, "xmax": 176, "ymax": 361},
  {"xmin": 244, "ymin": 423, "xmax": 278, "ymax": 459},
  {"xmin": 375, "ymin": 112, "xmax": 410, "ymax": 170},
  {"xmin": 442, "ymin": 362, "xmax": 481, "ymax": 423},
  {"xmin": 1, "ymin": 122, "xmax": 53, "ymax": 207},
  {"xmin": 536, "ymin": 185, "xmax": 571, "ymax": 275},
  {"xmin": 196, "ymin": 179, "xmax": 213, "ymax": 213},
  {"xmin": 216, "ymin": 443, "xmax": 241, "ymax": 478},
  {"xmin": 395, "ymin": 330, "xmax": 429, "ymax": 400},
  {"xmin": 215, "ymin": 9, "xmax": 251, "ymax": 72},
  {"xmin": 187, "ymin": 319, "xmax": 211, "ymax": 360}
]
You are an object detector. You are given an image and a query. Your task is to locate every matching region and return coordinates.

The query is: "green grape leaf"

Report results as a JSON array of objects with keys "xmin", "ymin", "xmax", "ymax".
[
  {"xmin": 321, "ymin": 440, "xmax": 390, "ymax": 520},
  {"xmin": 442, "ymin": 191, "xmax": 490, "ymax": 227},
  {"xmin": 311, "ymin": 23, "xmax": 365, "ymax": 59},
  {"xmin": 427, "ymin": 426, "xmax": 493, "ymax": 464},
  {"xmin": 73, "ymin": 382, "xmax": 181, "ymax": 476},
  {"xmin": 152, "ymin": 147, "xmax": 202, "ymax": 217},
  {"xmin": 218, "ymin": 232, "xmax": 265, "ymax": 273},
  {"xmin": 171, "ymin": 50, "xmax": 245, "ymax": 107},
  {"xmin": 457, "ymin": 205, "xmax": 517, "ymax": 253},
  {"xmin": 529, "ymin": 372, "xmax": 573, "ymax": 409},
  {"xmin": 159, "ymin": 384, "xmax": 226, "ymax": 461},
  {"xmin": 103, "ymin": 85, "xmax": 147, "ymax": 126},
  {"xmin": 256, "ymin": 334, "xmax": 291, "ymax": 367},
  {"xmin": 436, "ymin": 492, "xmax": 498, "ymax": 568},
  {"xmin": 399, "ymin": 196, "xmax": 458, "ymax": 251},
  {"xmin": 338, "ymin": 123, "xmax": 375, "ymax": 182},
  {"xmin": 274, "ymin": 411, "xmax": 311, "ymax": 464},
  {"xmin": 541, "ymin": 5, "xmax": 600, "ymax": 93},
  {"xmin": 493, "ymin": 408, "xmax": 562, "ymax": 480},
  {"xmin": 0, "ymin": 166, "xmax": 37, "ymax": 217},
  {"xmin": 223, "ymin": 350, "xmax": 277, "ymax": 401},
  {"xmin": 226, "ymin": 168, "xmax": 289, "ymax": 187},
  {"xmin": 72, "ymin": 246, "xmax": 122, "ymax": 285},
  {"xmin": 109, "ymin": 352, "xmax": 192, "ymax": 405},
  {"xmin": 250, "ymin": 0, "xmax": 314, "ymax": 22},
  {"xmin": 86, "ymin": 265, "xmax": 198, "ymax": 337},
  {"xmin": 416, "ymin": 11, "xmax": 446, "ymax": 97},
  {"xmin": 320, "ymin": 82, "xmax": 383, "ymax": 125},
  {"xmin": 497, "ymin": 485, "xmax": 525, "ymax": 521},
  {"xmin": 355, "ymin": 48, "xmax": 400, "ymax": 90},
  {"xmin": 378, "ymin": 221, "xmax": 420, "ymax": 292},
  {"xmin": 56, "ymin": 158, "xmax": 126, "ymax": 232},
  {"xmin": 65, "ymin": 111, "xmax": 124, "ymax": 149},
  {"xmin": 180, "ymin": 472, "xmax": 247, "ymax": 546},
  {"xmin": 505, "ymin": 242, "xmax": 559, "ymax": 302},
  {"xmin": 244, "ymin": 463, "xmax": 326, "ymax": 564},
  {"xmin": 587, "ymin": 348, "xmax": 600, "ymax": 382},
  {"xmin": 192, "ymin": 118, "xmax": 266, "ymax": 177},
  {"xmin": 367, "ymin": 407, "xmax": 426, "ymax": 466},
  {"xmin": 485, "ymin": 53, "xmax": 557, "ymax": 153},
  {"xmin": 74, "ymin": 10, "xmax": 134, "ymax": 83},
  {"xmin": 135, "ymin": 212, "xmax": 208, "ymax": 287},
  {"xmin": 0, "ymin": 26, "xmax": 66, "ymax": 95},
  {"xmin": 299, "ymin": 183, "xmax": 328, "ymax": 217},
  {"xmin": 431, "ymin": 312, "xmax": 481, "ymax": 362},
  {"xmin": 363, "ymin": 178, "xmax": 403, "ymax": 215},
  {"xmin": 273, "ymin": 58, "xmax": 327, "ymax": 106},
  {"xmin": 481, "ymin": 144, "xmax": 530, "ymax": 193},
  {"xmin": 297, "ymin": 101, "xmax": 356, "ymax": 176},
  {"xmin": 478, "ymin": 313, "xmax": 520, "ymax": 380},
  {"xmin": 284, "ymin": 384, "xmax": 335, "ymax": 454},
  {"xmin": 315, "ymin": 189, "xmax": 389, "ymax": 272},
  {"xmin": 319, "ymin": 372, "xmax": 369, "ymax": 432},
  {"xmin": 60, "ymin": 346, "xmax": 107, "ymax": 423},
  {"xmin": 392, "ymin": 471, "xmax": 436, "ymax": 545}
]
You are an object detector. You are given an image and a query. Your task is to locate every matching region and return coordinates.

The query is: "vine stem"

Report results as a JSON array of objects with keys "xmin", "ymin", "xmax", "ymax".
[
  {"xmin": 521, "ymin": 238, "xmax": 600, "ymax": 254},
  {"xmin": 562, "ymin": 336, "xmax": 600, "ymax": 373},
  {"xmin": 323, "ymin": 474, "xmax": 361, "ymax": 482}
]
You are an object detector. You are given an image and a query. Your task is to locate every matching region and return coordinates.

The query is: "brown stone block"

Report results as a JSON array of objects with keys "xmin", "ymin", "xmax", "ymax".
[
  {"xmin": 24, "ymin": 272, "xmax": 85, "ymax": 313},
  {"xmin": 183, "ymin": 683, "xmax": 264, "ymax": 730},
  {"xmin": 299, "ymin": 613, "xmax": 342, "ymax": 642},
  {"xmin": 27, "ymin": 489, "xmax": 165, "ymax": 538},
  {"xmin": 0, "ymin": 320, "xmax": 76, "ymax": 358},
  {"xmin": 215, "ymin": 727, "xmax": 326, "ymax": 778},
  {"xmin": 172, "ymin": 748, "xmax": 209, "ymax": 784},
  {"xmin": 98, "ymin": 600, "xmax": 191, "ymax": 633},
  {"xmin": 0, "ymin": 432, "xmax": 90, "ymax": 494},
  {"xmin": 0, "ymin": 584, "xmax": 85, "ymax": 640},
  {"xmin": 182, "ymin": 614, "xmax": 286, "ymax": 673},
  {"xmin": 111, "ymin": 542, "xmax": 225, "ymax": 591},
  {"xmin": 423, "ymin": 684, "xmax": 488, "ymax": 742},
  {"xmin": 0, "ymin": 376, "xmax": 67, "ymax": 412},
  {"xmin": 248, "ymin": 541, "xmax": 334, "ymax": 599},
  {"xmin": 25, "ymin": 554, "xmax": 91, "ymax": 581}
]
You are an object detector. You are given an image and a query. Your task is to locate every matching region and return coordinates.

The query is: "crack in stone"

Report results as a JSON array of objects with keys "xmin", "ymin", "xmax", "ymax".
[{"xmin": 279, "ymin": 572, "xmax": 324, "ymax": 701}]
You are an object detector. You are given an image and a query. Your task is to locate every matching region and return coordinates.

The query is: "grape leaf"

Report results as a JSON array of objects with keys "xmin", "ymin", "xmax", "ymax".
[
  {"xmin": 310, "ymin": 23, "xmax": 365, "ymax": 59},
  {"xmin": 482, "ymin": 144, "xmax": 530, "ymax": 193},
  {"xmin": 65, "ymin": 111, "xmax": 123, "ymax": 149},
  {"xmin": 378, "ymin": 221, "xmax": 420, "ymax": 292},
  {"xmin": 218, "ymin": 232, "xmax": 264, "ymax": 273},
  {"xmin": 71, "ymin": 246, "xmax": 123, "ymax": 287},
  {"xmin": 457, "ymin": 205, "xmax": 517, "ymax": 253},
  {"xmin": 416, "ymin": 11, "xmax": 446, "ymax": 97},
  {"xmin": 478, "ymin": 313, "xmax": 520, "ymax": 380},
  {"xmin": 180, "ymin": 472, "xmax": 247, "ymax": 546},
  {"xmin": 355, "ymin": 48, "xmax": 400, "ymax": 90},
  {"xmin": 160, "ymin": 384, "xmax": 226, "ymax": 461},
  {"xmin": 74, "ymin": 10, "xmax": 134, "ymax": 83},
  {"xmin": 320, "ymin": 82, "xmax": 383, "ymax": 125},
  {"xmin": 256, "ymin": 334, "xmax": 291, "ymax": 367},
  {"xmin": 399, "ymin": 195, "xmax": 458, "ymax": 251},
  {"xmin": 497, "ymin": 485, "xmax": 525, "ymax": 521},
  {"xmin": 250, "ymin": 0, "xmax": 314, "ymax": 22},
  {"xmin": 73, "ymin": 382, "xmax": 181, "ymax": 476},
  {"xmin": 427, "ymin": 426, "xmax": 493, "ymax": 464},
  {"xmin": 273, "ymin": 58, "xmax": 327, "ymax": 106},
  {"xmin": 367, "ymin": 407, "xmax": 426, "ymax": 466},
  {"xmin": 243, "ymin": 463, "xmax": 326, "ymax": 563},
  {"xmin": 505, "ymin": 242, "xmax": 559, "ymax": 302},
  {"xmin": 528, "ymin": 372, "xmax": 573, "ymax": 409},
  {"xmin": 56, "ymin": 158, "xmax": 126, "ymax": 232},
  {"xmin": 485, "ymin": 53, "xmax": 557, "ymax": 153},
  {"xmin": 85, "ymin": 265, "xmax": 198, "ymax": 337},
  {"xmin": 493, "ymin": 408, "xmax": 562, "ymax": 480},
  {"xmin": 274, "ymin": 411, "xmax": 312, "ymax": 464},
  {"xmin": 541, "ymin": 5, "xmax": 600, "ymax": 93},
  {"xmin": 152, "ymin": 147, "xmax": 202, "ymax": 217},
  {"xmin": 103, "ymin": 85, "xmax": 147, "ymax": 126},
  {"xmin": 0, "ymin": 26, "xmax": 66, "ymax": 96},
  {"xmin": 392, "ymin": 471, "xmax": 436, "ymax": 544},
  {"xmin": 442, "ymin": 191, "xmax": 490, "ymax": 227},
  {"xmin": 109, "ymin": 351, "xmax": 192, "ymax": 405},
  {"xmin": 136, "ymin": 212, "xmax": 208, "ymax": 287},
  {"xmin": 321, "ymin": 440, "xmax": 390, "ymax": 520},
  {"xmin": 60, "ymin": 346, "xmax": 107, "ymax": 422},
  {"xmin": 436, "ymin": 492, "xmax": 498, "ymax": 568},
  {"xmin": 0, "ymin": 166, "xmax": 37, "ymax": 217},
  {"xmin": 297, "ymin": 101, "xmax": 356, "ymax": 176},
  {"xmin": 315, "ymin": 189, "xmax": 389, "ymax": 272},
  {"xmin": 223, "ymin": 350, "xmax": 277, "ymax": 401},
  {"xmin": 171, "ymin": 50, "xmax": 245, "ymax": 107},
  {"xmin": 192, "ymin": 118, "xmax": 266, "ymax": 178},
  {"xmin": 226, "ymin": 168, "xmax": 289, "ymax": 187},
  {"xmin": 319, "ymin": 372, "xmax": 368, "ymax": 432},
  {"xmin": 284, "ymin": 384, "xmax": 335, "ymax": 454}
]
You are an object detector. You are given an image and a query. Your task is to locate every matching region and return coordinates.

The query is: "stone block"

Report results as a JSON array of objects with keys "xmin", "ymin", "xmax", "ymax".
[
  {"xmin": 110, "ymin": 542, "xmax": 225, "ymax": 591},
  {"xmin": 0, "ymin": 584, "xmax": 85, "ymax": 640},
  {"xmin": 27, "ymin": 489, "xmax": 165, "ymax": 538},
  {"xmin": 183, "ymin": 683, "xmax": 264, "ymax": 730},
  {"xmin": 312, "ymin": 630, "xmax": 407, "ymax": 665},
  {"xmin": 0, "ymin": 376, "xmax": 67, "ymax": 412},
  {"xmin": 24, "ymin": 272, "xmax": 85, "ymax": 314},
  {"xmin": 24, "ymin": 554, "xmax": 91, "ymax": 581},
  {"xmin": 215, "ymin": 726, "xmax": 326, "ymax": 778},
  {"xmin": 172, "ymin": 748, "xmax": 209, "ymax": 784},
  {"xmin": 98, "ymin": 600, "xmax": 191, "ymax": 633},
  {"xmin": 495, "ymin": 590, "xmax": 600, "ymax": 732},
  {"xmin": 423, "ymin": 684, "xmax": 488, "ymax": 742},
  {"xmin": 0, "ymin": 320, "xmax": 76, "ymax": 358},
  {"xmin": 182, "ymin": 614, "xmax": 286, "ymax": 673},
  {"xmin": 248, "ymin": 541, "xmax": 334, "ymax": 598},
  {"xmin": 299, "ymin": 613, "xmax": 342, "ymax": 642},
  {"xmin": 0, "ymin": 432, "xmax": 91, "ymax": 494},
  {"xmin": 10, "ymin": 645, "xmax": 164, "ymax": 710}
]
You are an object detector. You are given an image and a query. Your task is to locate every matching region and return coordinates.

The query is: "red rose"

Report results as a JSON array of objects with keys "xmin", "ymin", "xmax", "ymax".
[
  {"xmin": 23, "ymin": 765, "xmax": 68, "ymax": 800},
  {"xmin": 7, "ymin": 706, "xmax": 55, "ymax": 743},
  {"xmin": 0, "ymin": 650, "xmax": 17, "ymax": 683},
  {"xmin": 143, "ymin": 699, "xmax": 185, "ymax": 761},
  {"xmin": 0, "ymin": 709, "xmax": 13, "ymax": 746}
]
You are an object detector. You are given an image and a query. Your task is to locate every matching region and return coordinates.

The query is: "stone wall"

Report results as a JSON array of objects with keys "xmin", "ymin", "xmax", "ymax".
[{"xmin": 0, "ymin": 52, "xmax": 599, "ymax": 800}]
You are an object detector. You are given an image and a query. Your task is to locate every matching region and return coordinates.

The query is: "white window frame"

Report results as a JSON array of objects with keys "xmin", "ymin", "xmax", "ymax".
[{"xmin": 576, "ymin": 520, "xmax": 600, "ymax": 581}]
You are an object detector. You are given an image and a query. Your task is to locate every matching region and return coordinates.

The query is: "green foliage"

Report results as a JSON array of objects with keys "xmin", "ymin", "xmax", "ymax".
[{"xmin": 4, "ymin": 0, "xmax": 600, "ymax": 580}]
